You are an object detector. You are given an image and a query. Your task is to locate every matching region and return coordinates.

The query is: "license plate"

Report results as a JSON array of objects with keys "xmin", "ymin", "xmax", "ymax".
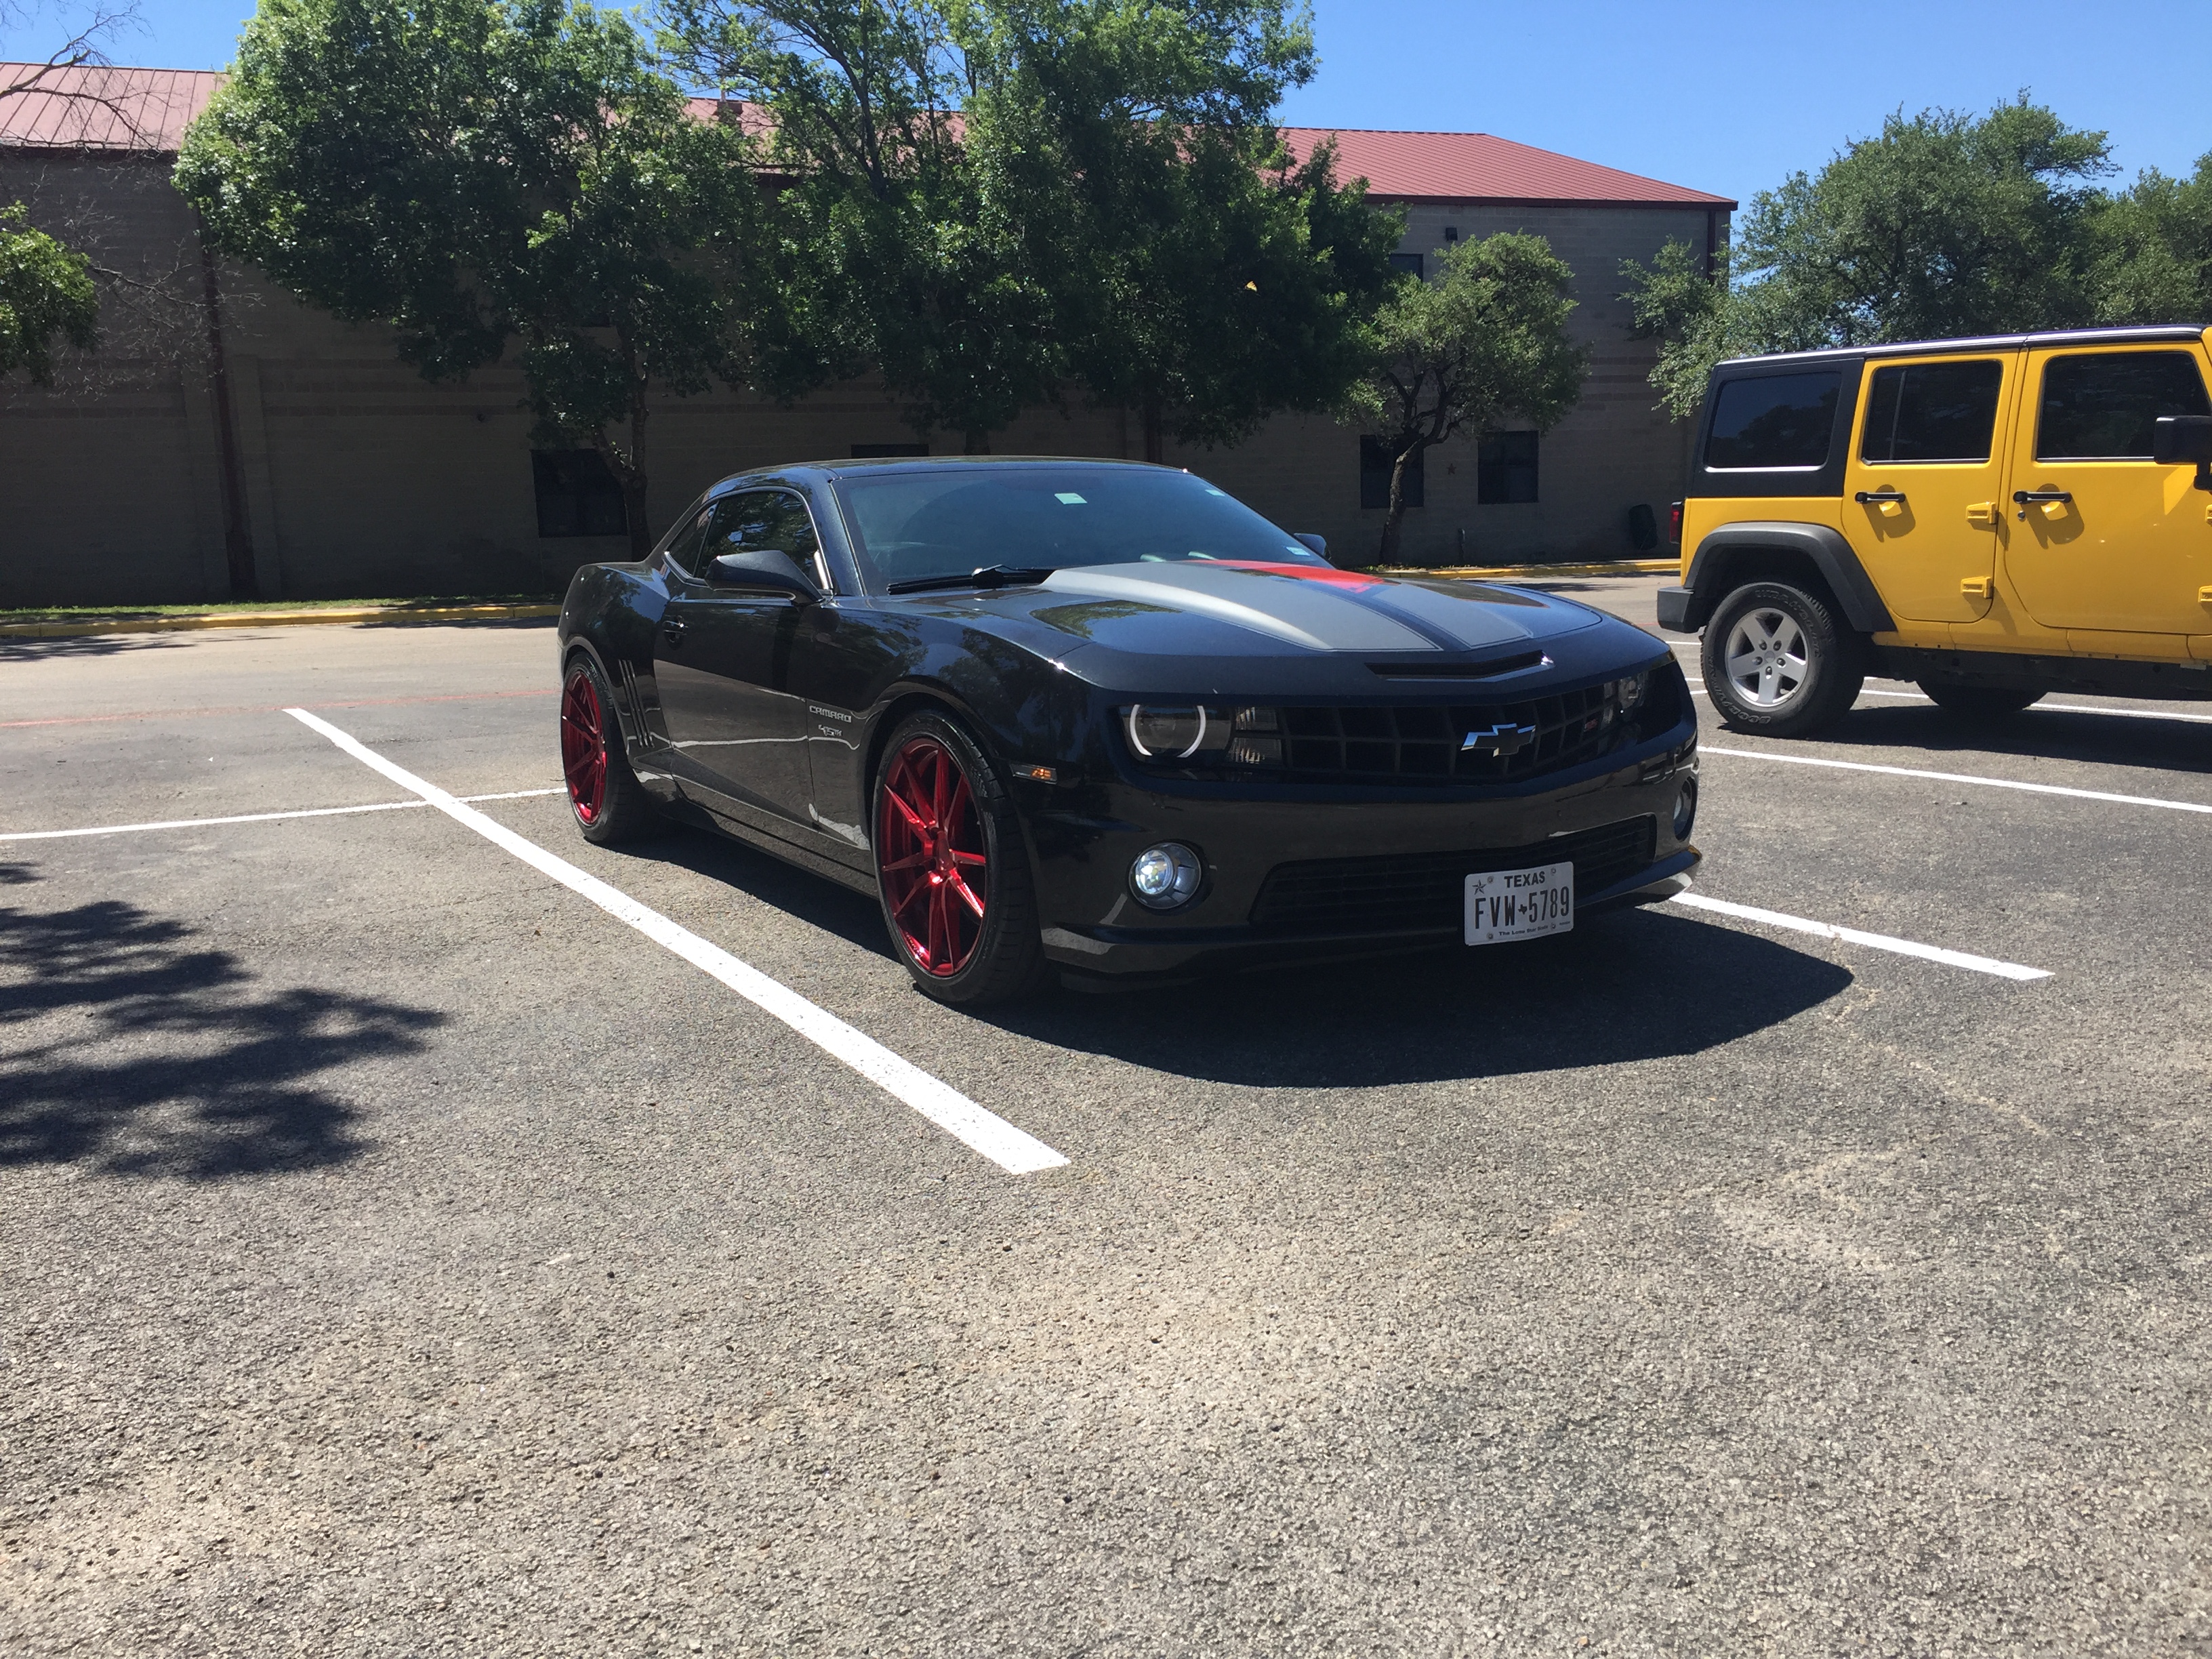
[{"xmin": 1464, "ymin": 861, "xmax": 1574, "ymax": 945}]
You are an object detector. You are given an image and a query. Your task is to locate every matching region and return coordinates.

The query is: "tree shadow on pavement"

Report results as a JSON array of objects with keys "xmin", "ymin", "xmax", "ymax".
[
  {"xmin": 0, "ymin": 631, "xmax": 199, "ymax": 664},
  {"xmin": 1778, "ymin": 701, "xmax": 2212, "ymax": 780},
  {"xmin": 0, "ymin": 890, "xmax": 443, "ymax": 1179},
  {"xmin": 985, "ymin": 904, "xmax": 1855, "ymax": 1088}
]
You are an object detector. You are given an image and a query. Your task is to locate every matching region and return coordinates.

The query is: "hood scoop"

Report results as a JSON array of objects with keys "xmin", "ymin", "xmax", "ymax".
[{"xmin": 1366, "ymin": 651, "xmax": 1550, "ymax": 680}]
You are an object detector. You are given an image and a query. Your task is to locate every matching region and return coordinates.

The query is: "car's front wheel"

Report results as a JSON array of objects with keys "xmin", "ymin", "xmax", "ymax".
[
  {"xmin": 560, "ymin": 655, "xmax": 655, "ymax": 844},
  {"xmin": 1917, "ymin": 679, "xmax": 2044, "ymax": 718},
  {"xmin": 873, "ymin": 710, "xmax": 1047, "ymax": 1006},
  {"xmin": 1701, "ymin": 580, "xmax": 1866, "ymax": 737}
]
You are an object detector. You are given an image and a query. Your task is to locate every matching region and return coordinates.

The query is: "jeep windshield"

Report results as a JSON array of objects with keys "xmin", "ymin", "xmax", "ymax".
[{"xmin": 834, "ymin": 464, "xmax": 1326, "ymax": 594}]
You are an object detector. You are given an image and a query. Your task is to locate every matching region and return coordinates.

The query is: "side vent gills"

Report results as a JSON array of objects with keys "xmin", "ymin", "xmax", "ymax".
[{"xmin": 1366, "ymin": 651, "xmax": 1548, "ymax": 680}]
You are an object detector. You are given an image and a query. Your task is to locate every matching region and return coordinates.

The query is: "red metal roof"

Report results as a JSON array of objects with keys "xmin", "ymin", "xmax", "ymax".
[
  {"xmin": 0, "ymin": 62, "xmax": 221, "ymax": 151},
  {"xmin": 1282, "ymin": 127, "xmax": 1734, "ymax": 209},
  {"xmin": 0, "ymin": 63, "xmax": 1734, "ymax": 211}
]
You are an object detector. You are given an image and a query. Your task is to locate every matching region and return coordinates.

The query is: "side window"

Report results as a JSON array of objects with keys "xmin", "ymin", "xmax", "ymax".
[
  {"xmin": 660, "ymin": 504, "xmax": 715, "ymax": 575},
  {"xmin": 1705, "ymin": 371, "xmax": 1843, "ymax": 470},
  {"xmin": 2036, "ymin": 351, "xmax": 2212, "ymax": 460},
  {"xmin": 701, "ymin": 491, "xmax": 826, "ymax": 583},
  {"xmin": 1860, "ymin": 359, "xmax": 2004, "ymax": 464}
]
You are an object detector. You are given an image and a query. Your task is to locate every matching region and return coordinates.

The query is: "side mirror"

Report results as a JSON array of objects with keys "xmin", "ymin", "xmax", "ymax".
[
  {"xmin": 707, "ymin": 548, "xmax": 819, "ymax": 601},
  {"xmin": 1292, "ymin": 532, "xmax": 1327, "ymax": 558},
  {"xmin": 2155, "ymin": 416, "xmax": 2212, "ymax": 491}
]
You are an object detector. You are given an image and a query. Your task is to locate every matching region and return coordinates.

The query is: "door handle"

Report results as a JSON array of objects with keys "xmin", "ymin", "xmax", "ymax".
[
  {"xmin": 1965, "ymin": 501, "xmax": 1998, "ymax": 527},
  {"xmin": 1961, "ymin": 577, "xmax": 1992, "ymax": 600},
  {"xmin": 2013, "ymin": 489, "xmax": 2072, "ymax": 520},
  {"xmin": 1854, "ymin": 488, "xmax": 1906, "ymax": 518},
  {"xmin": 661, "ymin": 615, "xmax": 686, "ymax": 647}
]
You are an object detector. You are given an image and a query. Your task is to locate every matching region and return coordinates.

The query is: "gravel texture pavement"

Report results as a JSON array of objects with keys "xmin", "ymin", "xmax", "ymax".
[{"xmin": 3, "ymin": 590, "xmax": 2210, "ymax": 1656}]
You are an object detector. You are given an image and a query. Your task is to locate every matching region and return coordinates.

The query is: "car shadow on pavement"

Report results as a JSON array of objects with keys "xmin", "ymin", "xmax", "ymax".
[
  {"xmin": 1795, "ymin": 702, "xmax": 2212, "ymax": 779},
  {"xmin": 987, "ymin": 905, "xmax": 1853, "ymax": 1087},
  {"xmin": 611, "ymin": 821, "xmax": 895, "ymax": 956},
  {"xmin": 0, "ymin": 886, "xmax": 443, "ymax": 1179}
]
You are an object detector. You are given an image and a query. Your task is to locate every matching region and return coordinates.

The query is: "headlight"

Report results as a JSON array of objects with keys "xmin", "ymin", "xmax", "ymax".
[
  {"xmin": 1129, "ymin": 842, "xmax": 1203, "ymax": 909},
  {"xmin": 1124, "ymin": 705, "xmax": 1208, "ymax": 759},
  {"xmin": 1615, "ymin": 672, "xmax": 1650, "ymax": 712}
]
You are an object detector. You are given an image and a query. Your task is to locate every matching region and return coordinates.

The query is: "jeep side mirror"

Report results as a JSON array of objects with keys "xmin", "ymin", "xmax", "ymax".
[
  {"xmin": 1292, "ymin": 532, "xmax": 1327, "ymax": 558},
  {"xmin": 707, "ymin": 548, "xmax": 820, "ymax": 601},
  {"xmin": 2155, "ymin": 416, "xmax": 2212, "ymax": 491}
]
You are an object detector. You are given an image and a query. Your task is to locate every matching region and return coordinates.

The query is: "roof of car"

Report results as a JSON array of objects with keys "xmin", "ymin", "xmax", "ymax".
[{"xmin": 1718, "ymin": 324, "xmax": 2211, "ymax": 371}]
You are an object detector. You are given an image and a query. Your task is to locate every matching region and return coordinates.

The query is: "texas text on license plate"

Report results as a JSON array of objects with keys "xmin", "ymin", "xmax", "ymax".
[{"xmin": 1463, "ymin": 861, "xmax": 1574, "ymax": 945}]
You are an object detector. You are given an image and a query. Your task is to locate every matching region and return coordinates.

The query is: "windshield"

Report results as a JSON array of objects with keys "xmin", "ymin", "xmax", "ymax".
[{"xmin": 833, "ymin": 464, "xmax": 1326, "ymax": 592}]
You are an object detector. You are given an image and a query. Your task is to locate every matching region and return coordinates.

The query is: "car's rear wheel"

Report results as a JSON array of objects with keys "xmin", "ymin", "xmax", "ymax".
[
  {"xmin": 874, "ymin": 710, "xmax": 1046, "ymax": 1006},
  {"xmin": 1701, "ymin": 580, "xmax": 1866, "ymax": 737},
  {"xmin": 560, "ymin": 656, "xmax": 655, "ymax": 844},
  {"xmin": 1917, "ymin": 679, "xmax": 2044, "ymax": 718}
]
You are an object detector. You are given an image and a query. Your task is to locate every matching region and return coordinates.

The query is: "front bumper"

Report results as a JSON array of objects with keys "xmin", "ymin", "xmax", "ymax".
[{"xmin": 1027, "ymin": 735, "xmax": 1701, "ymax": 984}]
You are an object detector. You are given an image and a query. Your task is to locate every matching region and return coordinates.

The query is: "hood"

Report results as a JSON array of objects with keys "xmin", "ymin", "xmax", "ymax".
[{"xmin": 953, "ymin": 560, "xmax": 1606, "ymax": 659}]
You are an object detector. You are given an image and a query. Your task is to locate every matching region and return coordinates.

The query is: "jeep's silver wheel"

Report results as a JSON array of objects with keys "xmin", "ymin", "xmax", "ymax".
[{"xmin": 1722, "ymin": 607, "xmax": 1810, "ymax": 709}]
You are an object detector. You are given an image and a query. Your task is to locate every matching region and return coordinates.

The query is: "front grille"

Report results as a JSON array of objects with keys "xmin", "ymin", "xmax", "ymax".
[
  {"xmin": 1249, "ymin": 816, "xmax": 1658, "ymax": 935},
  {"xmin": 1276, "ymin": 676, "xmax": 1673, "ymax": 786}
]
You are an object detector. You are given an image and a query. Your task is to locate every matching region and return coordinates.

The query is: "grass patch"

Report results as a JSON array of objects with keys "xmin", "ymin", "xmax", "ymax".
[{"xmin": 0, "ymin": 594, "xmax": 556, "ymax": 623}]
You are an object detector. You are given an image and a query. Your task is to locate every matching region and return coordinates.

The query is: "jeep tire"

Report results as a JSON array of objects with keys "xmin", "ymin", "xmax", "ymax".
[{"xmin": 1701, "ymin": 580, "xmax": 1866, "ymax": 738}]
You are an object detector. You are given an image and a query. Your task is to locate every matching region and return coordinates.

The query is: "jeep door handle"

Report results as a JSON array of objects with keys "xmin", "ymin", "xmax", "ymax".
[
  {"xmin": 1853, "ymin": 489, "xmax": 1907, "ymax": 503},
  {"xmin": 2013, "ymin": 488, "xmax": 2072, "ymax": 520}
]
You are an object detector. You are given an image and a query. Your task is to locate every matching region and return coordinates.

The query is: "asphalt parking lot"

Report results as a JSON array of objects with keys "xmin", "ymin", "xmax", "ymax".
[{"xmin": 5, "ymin": 575, "xmax": 2211, "ymax": 1656}]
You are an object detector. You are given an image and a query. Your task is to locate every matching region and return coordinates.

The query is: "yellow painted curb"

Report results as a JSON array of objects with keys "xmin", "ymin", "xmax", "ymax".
[
  {"xmin": 1378, "ymin": 558, "xmax": 1679, "ymax": 581},
  {"xmin": 0, "ymin": 602, "xmax": 560, "ymax": 640}
]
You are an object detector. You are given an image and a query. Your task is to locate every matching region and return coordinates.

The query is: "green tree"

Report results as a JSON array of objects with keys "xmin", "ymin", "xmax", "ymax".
[
  {"xmin": 0, "ymin": 203, "xmax": 98, "ymax": 382},
  {"xmin": 2095, "ymin": 153, "xmax": 2212, "ymax": 325},
  {"xmin": 1622, "ymin": 96, "xmax": 2114, "ymax": 416},
  {"xmin": 1352, "ymin": 232, "xmax": 1585, "ymax": 567},
  {"xmin": 178, "ymin": 0, "xmax": 775, "ymax": 555}
]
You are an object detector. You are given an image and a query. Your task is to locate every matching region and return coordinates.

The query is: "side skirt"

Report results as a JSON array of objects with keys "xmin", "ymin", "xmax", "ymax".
[{"xmin": 1872, "ymin": 645, "xmax": 2212, "ymax": 702}]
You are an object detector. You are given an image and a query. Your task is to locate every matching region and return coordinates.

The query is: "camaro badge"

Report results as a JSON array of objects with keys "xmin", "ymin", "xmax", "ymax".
[{"xmin": 1462, "ymin": 722, "xmax": 1537, "ymax": 757}]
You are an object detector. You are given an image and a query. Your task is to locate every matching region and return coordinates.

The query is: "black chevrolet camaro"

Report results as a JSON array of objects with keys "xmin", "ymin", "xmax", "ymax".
[{"xmin": 556, "ymin": 457, "xmax": 1700, "ymax": 1004}]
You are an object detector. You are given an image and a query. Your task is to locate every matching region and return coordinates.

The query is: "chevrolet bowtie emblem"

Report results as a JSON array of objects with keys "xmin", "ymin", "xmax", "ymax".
[{"xmin": 1462, "ymin": 722, "xmax": 1536, "ymax": 757}]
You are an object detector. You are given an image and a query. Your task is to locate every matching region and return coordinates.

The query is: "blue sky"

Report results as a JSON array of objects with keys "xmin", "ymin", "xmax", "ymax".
[{"xmin": 24, "ymin": 0, "xmax": 2201, "ymax": 209}]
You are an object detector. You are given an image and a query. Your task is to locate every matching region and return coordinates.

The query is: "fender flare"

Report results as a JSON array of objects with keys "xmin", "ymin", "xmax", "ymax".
[{"xmin": 1686, "ymin": 521, "xmax": 1894, "ymax": 634}]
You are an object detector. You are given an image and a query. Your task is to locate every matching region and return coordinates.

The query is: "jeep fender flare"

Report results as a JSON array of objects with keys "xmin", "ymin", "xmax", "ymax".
[{"xmin": 1680, "ymin": 522, "xmax": 1895, "ymax": 635}]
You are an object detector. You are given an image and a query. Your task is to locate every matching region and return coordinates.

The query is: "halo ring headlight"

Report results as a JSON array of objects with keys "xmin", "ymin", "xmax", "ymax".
[{"xmin": 1126, "ymin": 705, "xmax": 1207, "ymax": 760}]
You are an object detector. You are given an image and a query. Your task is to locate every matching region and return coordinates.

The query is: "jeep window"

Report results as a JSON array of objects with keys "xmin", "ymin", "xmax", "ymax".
[
  {"xmin": 1860, "ymin": 359, "xmax": 2004, "ymax": 464},
  {"xmin": 2036, "ymin": 352, "xmax": 2212, "ymax": 460},
  {"xmin": 1705, "ymin": 371, "xmax": 1842, "ymax": 470}
]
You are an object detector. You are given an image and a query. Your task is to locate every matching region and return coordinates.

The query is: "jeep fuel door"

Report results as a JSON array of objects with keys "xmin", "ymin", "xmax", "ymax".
[
  {"xmin": 1842, "ymin": 354, "xmax": 2013, "ymax": 624},
  {"xmin": 2003, "ymin": 345, "xmax": 2212, "ymax": 634}
]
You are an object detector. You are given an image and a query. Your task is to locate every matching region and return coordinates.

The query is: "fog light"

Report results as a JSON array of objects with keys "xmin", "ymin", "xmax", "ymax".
[
  {"xmin": 1129, "ymin": 842, "xmax": 1203, "ymax": 909},
  {"xmin": 1673, "ymin": 775, "xmax": 1698, "ymax": 840}
]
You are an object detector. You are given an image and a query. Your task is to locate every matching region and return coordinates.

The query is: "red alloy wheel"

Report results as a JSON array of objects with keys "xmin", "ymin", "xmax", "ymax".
[
  {"xmin": 877, "ymin": 735, "xmax": 989, "ymax": 977},
  {"xmin": 560, "ymin": 668, "xmax": 609, "ymax": 825}
]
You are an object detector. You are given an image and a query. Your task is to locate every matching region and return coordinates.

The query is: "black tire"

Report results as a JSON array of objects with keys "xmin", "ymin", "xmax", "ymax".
[
  {"xmin": 1917, "ymin": 679, "xmax": 2044, "ymax": 718},
  {"xmin": 559, "ymin": 654, "xmax": 656, "ymax": 844},
  {"xmin": 872, "ymin": 709, "xmax": 1048, "ymax": 1006},
  {"xmin": 1700, "ymin": 580, "xmax": 1866, "ymax": 737}
]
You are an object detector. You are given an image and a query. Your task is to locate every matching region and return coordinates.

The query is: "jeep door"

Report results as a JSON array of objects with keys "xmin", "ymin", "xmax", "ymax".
[
  {"xmin": 655, "ymin": 489, "xmax": 823, "ymax": 830},
  {"xmin": 2001, "ymin": 344, "xmax": 2212, "ymax": 635},
  {"xmin": 1842, "ymin": 353, "xmax": 2015, "ymax": 624}
]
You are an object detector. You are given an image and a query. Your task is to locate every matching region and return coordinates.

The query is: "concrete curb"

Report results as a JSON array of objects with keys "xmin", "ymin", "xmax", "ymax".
[
  {"xmin": 1375, "ymin": 558, "xmax": 1679, "ymax": 581},
  {"xmin": 0, "ymin": 602, "xmax": 561, "ymax": 640}
]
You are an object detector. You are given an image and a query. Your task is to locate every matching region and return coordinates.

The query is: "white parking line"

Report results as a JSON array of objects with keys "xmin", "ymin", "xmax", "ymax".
[
  {"xmin": 0, "ymin": 790, "xmax": 561, "ymax": 842},
  {"xmin": 1704, "ymin": 745, "xmax": 2212, "ymax": 815},
  {"xmin": 284, "ymin": 708, "xmax": 1067, "ymax": 1177},
  {"xmin": 1669, "ymin": 892, "xmax": 2051, "ymax": 981}
]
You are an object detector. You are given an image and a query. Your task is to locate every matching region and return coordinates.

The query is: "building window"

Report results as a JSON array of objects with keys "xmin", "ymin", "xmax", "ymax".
[
  {"xmin": 1360, "ymin": 436, "xmax": 1423, "ymax": 509},
  {"xmin": 1478, "ymin": 432, "xmax": 1540, "ymax": 504},
  {"xmin": 1443, "ymin": 226, "xmax": 1459, "ymax": 243},
  {"xmin": 1388, "ymin": 252, "xmax": 1423, "ymax": 279},
  {"xmin": 851, "ymin": 443, "xmax": 929, "ymax": 457},
  {"xmin": 532, "ymin": 450, "xmax": 627, "ymax": 537}
]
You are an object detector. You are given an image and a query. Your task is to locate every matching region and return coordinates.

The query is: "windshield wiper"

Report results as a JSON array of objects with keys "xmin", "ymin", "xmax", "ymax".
[{"xmin": 884, "ymin": 565, "xmax": 1057, "ymax": 595}]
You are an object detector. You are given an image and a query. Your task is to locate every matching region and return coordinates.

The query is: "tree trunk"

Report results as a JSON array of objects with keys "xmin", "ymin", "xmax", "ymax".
[
  {"xmin": 1142, "ymin": 396, "xmax": 1164, "ymax": 465},
  {"xmin": 614, "ymin": 376, "xmax": 653, "ymax": 560},
  {"xmin": 1377, "ymin": 441, "xmax": 1419, "ymax": 566}
]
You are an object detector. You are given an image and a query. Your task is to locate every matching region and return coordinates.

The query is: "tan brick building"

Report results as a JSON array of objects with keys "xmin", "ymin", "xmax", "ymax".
[{"xmin": 0, "ymin": 66, "xmax": 1732, "ymax": 607}]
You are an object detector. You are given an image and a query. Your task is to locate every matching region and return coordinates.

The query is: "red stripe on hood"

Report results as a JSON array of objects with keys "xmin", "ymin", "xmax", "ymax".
[{"xmin": 1209, "ymin": 561, "xmax": 1389, "ymax": 592}]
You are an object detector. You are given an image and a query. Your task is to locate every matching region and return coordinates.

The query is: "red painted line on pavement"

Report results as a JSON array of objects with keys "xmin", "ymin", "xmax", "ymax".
[{"xmin": 0, "ymin": 687, "xmax": 556, "ymax": 729}]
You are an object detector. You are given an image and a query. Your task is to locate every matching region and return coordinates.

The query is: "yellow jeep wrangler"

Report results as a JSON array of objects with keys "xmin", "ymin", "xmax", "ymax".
[{"xmin": 1658, "ymin": 325, "xmax": 2212, "ymax": 735}]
